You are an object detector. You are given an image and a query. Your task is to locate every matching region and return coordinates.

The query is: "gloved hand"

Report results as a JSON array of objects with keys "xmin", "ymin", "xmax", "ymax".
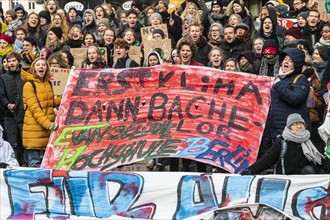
[
  {"xmin": 49, "ymin": 123, "xmax": 59, "ymax": 131},
  {"xmin": 240, "ymin": 168, "xmax": 252, "ymax": 175},
  {"xmin": 0, "ymin": 162, "xmax": 9, "ymax": 168}
]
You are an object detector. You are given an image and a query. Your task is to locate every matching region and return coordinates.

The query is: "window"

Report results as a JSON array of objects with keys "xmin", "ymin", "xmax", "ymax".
[
  {"xmin": 12, "ymin": 1, "xmax": 19, "ymax": 9},
  {"xmin": 29, "ymin": 2, "xmax": 35, "ymax": 9}
]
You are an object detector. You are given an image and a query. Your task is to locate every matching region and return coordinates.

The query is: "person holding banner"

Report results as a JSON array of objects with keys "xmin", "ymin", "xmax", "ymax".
[
  {"xmin": 241, "ymin": 113, "xmax": 322, "ymax": 175},
  {"xmin": 22, "ymin": 57, "xmax": 61, "ymax": 167}
]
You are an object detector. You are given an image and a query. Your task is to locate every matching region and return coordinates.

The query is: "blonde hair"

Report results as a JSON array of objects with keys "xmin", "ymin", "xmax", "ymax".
[
  {"xmin": 180, "ymin": 2, "xmax": 201, "ymax": 25},
  {"xmin": 48, "ymin": 13, "xmax": 69, "ymax": 42},
  {"xmin": 68, "ymin": 25, "xmax": 83, "ymax": 40}
]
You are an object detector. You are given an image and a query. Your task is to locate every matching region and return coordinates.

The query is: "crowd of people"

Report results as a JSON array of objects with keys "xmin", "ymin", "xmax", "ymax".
[{"xmin": 0, "ymin": 0, "xmax": 330, "ymax": 174}]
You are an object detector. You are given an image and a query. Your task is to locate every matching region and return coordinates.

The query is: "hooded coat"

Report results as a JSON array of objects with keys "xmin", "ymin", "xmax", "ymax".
[
  {"xmin": 21, "ymin": 66, "xmax": 61, "ymax": 150},
  {"xmin": 267, "ymin": 48, "xmax": 311, "ymax": 140}
]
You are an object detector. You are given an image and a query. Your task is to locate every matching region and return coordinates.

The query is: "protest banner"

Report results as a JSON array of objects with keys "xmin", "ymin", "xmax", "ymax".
[
  {"xmin": 70, "ymin": 47, "xmax": 108, "ymax": 68},
  {"xmin": 141, "ymin": 24, "xmax": 169, "ymax": 42},
  {"xmin": 50, "ymin": 67, "xmax": 70, "ymax": 96},
  {"xmin": 144, "ymin": 39, "xmax": 172, "ymax": 64},
  {"xmin": 1, "ymin": 168, "xmax": 329, "ymax": 219},
  {"xmin": 277, "ymin": 18, "xmax": 297, "ymax": 29},
  {"xmin": 41, "ymin": 65, "xmax": 273, "ymax": 173}
]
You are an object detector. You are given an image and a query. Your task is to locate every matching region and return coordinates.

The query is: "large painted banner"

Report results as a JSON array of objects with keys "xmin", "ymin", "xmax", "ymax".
[
  {"xmin": 1, "ymin": 168, "xmax": 330, "ymax": 219},
  {"xmin": 41, "ymin": 65, "xmax": 273, "ymax": 173}
]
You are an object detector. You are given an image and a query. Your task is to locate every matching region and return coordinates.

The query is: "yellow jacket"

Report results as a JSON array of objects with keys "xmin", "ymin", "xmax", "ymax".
[{"xmin": 22, "ymin": 71, "xmax": 61, "ymax": 150}]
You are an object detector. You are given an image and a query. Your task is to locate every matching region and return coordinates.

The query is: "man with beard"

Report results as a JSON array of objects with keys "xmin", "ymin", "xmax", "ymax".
[
  {"xmin": 301, "ymin": 10, "xmax": 325, "ymax": 48},
  {"xmin": 189, "ymin": 22, "xmax": 212, "ymax": 66},
  {"xmin": 220, "ymin": 25, "xmax": 247, "ymax": 61},
  {"xmin": 0, "ymin": 52, "xmax": 27, "ymax": 165}
]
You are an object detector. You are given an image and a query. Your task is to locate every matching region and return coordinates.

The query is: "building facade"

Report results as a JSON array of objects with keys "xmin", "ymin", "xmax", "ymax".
[{"xmin": 1, "ymin": 0, "xmax": 44, "ymax": 14}]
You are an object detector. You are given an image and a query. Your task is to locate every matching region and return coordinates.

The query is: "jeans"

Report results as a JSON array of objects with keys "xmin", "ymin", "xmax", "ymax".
[
  {"xmin": 27, "ymin": 150, "xmax": 45, "ymax": 167},
  {"xmin": 4, "ymin": 116, "xmax": 23, "ymax": 162}
]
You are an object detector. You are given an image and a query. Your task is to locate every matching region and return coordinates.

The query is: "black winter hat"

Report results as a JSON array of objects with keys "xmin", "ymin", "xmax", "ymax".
[
  {"xmin": 238, "ymin": 50, "xmax": 256, "ymax": 63},
  {"xmin": 131, "ymin": 0, "xmax": 143, "ymax": 11},
  {"xmin": 68, "ymin": 7, "xmax": 78, "ymax": 14},
  {"xmin": 49, "ymin": 27, "xmax": 62, "ymax": 40},
  {"xmin": 38, "ymin": 10, "xmax": 51, "ymax": 23},
  {"xmin": 262, "ymin": 39, "xmax": 279, "ymax": 54},
  {"xmin": 211, "ymin": 0, "xmax": 222, "ymax": 8},
  {"xmin": 222, "ymin": 0, "xmax": 229, "ymax": 6},
  {"xmin": 315, "ymin": 46, "xmax": 329, "ymax": 61}
]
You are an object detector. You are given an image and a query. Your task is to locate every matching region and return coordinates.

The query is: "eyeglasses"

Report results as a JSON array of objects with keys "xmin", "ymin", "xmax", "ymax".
[{"xmin": 211, "ymin": 29, "xmax": 220, "ymax": 32}]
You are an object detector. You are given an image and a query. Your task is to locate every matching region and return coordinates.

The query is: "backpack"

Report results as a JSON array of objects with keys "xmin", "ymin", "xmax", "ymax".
[{"xmin": 17, "ymin": 80, "xmax": 53, "ymax": 123}]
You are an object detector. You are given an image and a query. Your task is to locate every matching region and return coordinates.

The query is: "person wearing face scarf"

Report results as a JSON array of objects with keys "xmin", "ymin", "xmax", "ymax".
[
  {"xmin": 258, "ymin": 39, "xmax": 280, "ymax": 77},
  {"xmin": 241, "ymin": 113, "xmax": 324, "ymax": 175},
  {"xmin": 238, "ymin": 50, "xmax": 258, "ymax": 74}
]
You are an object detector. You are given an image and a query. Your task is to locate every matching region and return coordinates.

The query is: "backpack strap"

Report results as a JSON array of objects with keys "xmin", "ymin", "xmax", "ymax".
[
  {"xmin": 28, "ymin": 80, "xmax": 42, "ymax": 109},
  {"xmin": 291, "ymin": 74, "xmax": 303, "ymax": 89},
  {"xmin": 125, "ymin": 58, "xmax": 132, "ymax": 68},
  {"xmin": 274, "ymin": 138, "xmax": 288, "ymax": 175}
]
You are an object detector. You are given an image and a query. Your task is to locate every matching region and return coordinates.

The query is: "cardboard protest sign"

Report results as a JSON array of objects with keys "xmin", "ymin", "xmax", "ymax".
[
  {"xmin": 141, "ymin": 24, "xmax": 169, "ymax": 42},
  {"xmin": 70, "ymin": 47, "xmax": 107, "ymax": 68},
  {"xmin": 41, "ymin": 65, "xmax": 273, "ymax": 173},
  {"xmin": 315, "ymin": 0, "xmax": 330, "ymax": 21},
  {"xmin": 144, "ymin": 39, "xmax": 172, "ymax": 64},
  {"xmin": 277, "ymin": 18, "xmax": 297, "ymax": 29},
  {"xmin": 50, "ymin": 67, "xmax": 70, "ymax": 96},
  {"xmin": 1, "ymin": 168, "xmax": 330, "ymax": 219}
]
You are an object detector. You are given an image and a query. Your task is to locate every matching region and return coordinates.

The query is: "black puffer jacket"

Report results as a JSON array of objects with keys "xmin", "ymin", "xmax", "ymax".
[
  {"xmin": 246, "ymin": 136, "xmax": 311, "ymax": 175},
  {"xmin": 0, "ymin": 68, "xmax": 25, "ymax": 117},
  {"xmin": 194, "ymin": 37, "xmax": 212, "ymax": 66}
]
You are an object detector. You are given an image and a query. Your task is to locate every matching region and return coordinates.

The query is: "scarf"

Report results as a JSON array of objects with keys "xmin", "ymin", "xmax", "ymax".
[
  {"xmin": 0, "ymin": 46, "xmax": 14, "ymax": 56},
  {"xmin": 278, "ymin": 67, "xmax": 294, "ymax": 77},
  {"xmin": 240, "ymin": 61, "xmax": 252, "ymax": 72},
  {"xmin": 259, "ymin": 56, "xmax": 280, "ymax": 77},
  {"xmin": 282, "ymin": 126, "xmax": 325, "ymax": 165}
]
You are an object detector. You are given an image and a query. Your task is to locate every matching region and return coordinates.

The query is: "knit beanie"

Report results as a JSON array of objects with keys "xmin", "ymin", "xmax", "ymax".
[
  {"xmin": 0, "ymin": 34, "xmax": 13, "ymax": 44},
  {"xmin": 315, "ymin": 46, "xmax": 329, "ymax": 61},
  {"xmin": 285, "ymin": 27, "xmax": 301, "ymax": 40},
  {"xmin": 297, "ymin": 11, "xmax": 308, "ymax": 20},
  {"xmin": 161, "ymin": 0, "xmax": 169, "ymax": 8},
  {"xmin": 131, "ymin": 0, "xmax": 143, "ymax": 11},
  {"xmin": 0, "ymin": 22, "xmax": 6, "ymax": 35},
  {"xmin": 38, "ymin": 10, "xmax": 51, "ymax": 23},
  {"xmin": 286, "ymin": 113, "xmax": 305, "ymax": 127},
  {"xmin": 262, "ymin": 39, "xmax": 279, "ymax": 55},
  {"xmin": 211, "ymin": 0, "xmax": 222, "ymax": 8},
  {"xmin": 238, "ymin": 50, "xmax": 256, "ymax": 63},
  {"xmin": 150, "ymin": 13, "xmax": 163, "ymax": 23},
  {"xmin": 275, "ymin": 4, "xmax": 289, "ymax": 17},
  {"xmin": 98, "ymin": 18, "xmax": 110, "ymax": 29},
  {"xmin": 265, "ymin": 0, "xmax": 279, "ymax": 7},
  {"xmin": 49, "ymin": 27, "xmax": 62, "ymax": 40},
  {"xmin": 84, "ymin": 9, "xmax": 97, "ymax": 22},
  {"xmin": 222, "ymin": 0, "xmax": 229, "ymax": 6},
  {"xmin": 152, "ymin": 29, "xmax": 165, "ymax": 38},
  {"xmin": 233, "ymin": 0, "xmax": 243, "ymax": 7}
]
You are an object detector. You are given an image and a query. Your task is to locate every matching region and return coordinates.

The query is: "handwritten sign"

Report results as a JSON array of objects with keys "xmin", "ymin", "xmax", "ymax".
[
  {"xmin": 144, "ymin": 39, "xmax": 172, "ymax": 64},
  {"xmin": 41, "ymin": 65, "xmax": 273, "ymax": 173},
  {"xmin": 318, "ymin": 0, "xmax": 330, "ymax": 21},
  {"xmin": 141, "ymin": 24, "xmax": 169, "ymax": 42},
  {"xmin": 70, "ymin": 47, "xmax": 107, "ymax": 68},
  {"xmin": 1, "ymin": 168, "xmax": 330, "ymax": 219},
  {"xmin": 50, "ymin": 67, "xmax": 70, "ymax": 96}
]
